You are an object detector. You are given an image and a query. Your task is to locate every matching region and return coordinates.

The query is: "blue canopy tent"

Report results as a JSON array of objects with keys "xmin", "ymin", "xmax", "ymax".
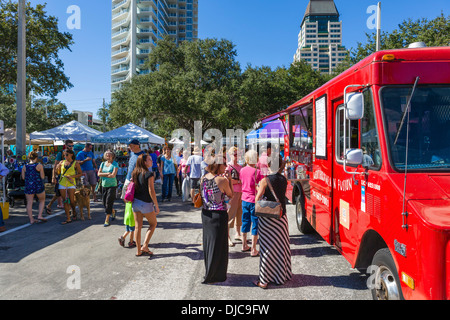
[
  {"xmin": 91, "ymin": 123, "xmax": 165, "ymax": 145},
  {"xmin": 247, "ymin": 120, "xmax": 286, "ymax": 144},
  {"xmin": 30, "ymin": 120, "xmax": 102, "ymax": 142}
]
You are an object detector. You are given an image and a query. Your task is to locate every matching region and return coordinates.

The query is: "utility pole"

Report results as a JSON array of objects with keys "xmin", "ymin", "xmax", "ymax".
[
  {"xmin": 16, "ymin": 0, "xmax": 27, "ymax": 159},
  {"xmin": 102, "ymin": 98, "xmax": 106, "ymax": 132}
]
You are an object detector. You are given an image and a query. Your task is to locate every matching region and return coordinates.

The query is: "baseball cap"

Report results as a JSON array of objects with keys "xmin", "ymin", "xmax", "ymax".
[{"xmin": 128, "ymin": 139, "xmax": 140, "ymax": 145}]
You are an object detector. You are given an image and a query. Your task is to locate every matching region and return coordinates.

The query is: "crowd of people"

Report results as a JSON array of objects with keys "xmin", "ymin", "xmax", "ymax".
[{"xmin": 0, "ymin": 138, "xmax": 292, "ymax": 289}]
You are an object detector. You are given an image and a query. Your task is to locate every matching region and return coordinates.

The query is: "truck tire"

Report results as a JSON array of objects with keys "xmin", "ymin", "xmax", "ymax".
[
  {"xmin": 295, "ymin": 195, "xmax": 313, "ymax": 234},
  {"xmin": 370, "ymin": 248, "xmax": 404, "ymax": 300}
]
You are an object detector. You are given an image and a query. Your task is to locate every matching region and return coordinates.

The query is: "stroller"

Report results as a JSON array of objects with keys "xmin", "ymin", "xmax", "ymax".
[{"xmin": 6, "ymin": 170, "xmax": 26, "ymax": 208}]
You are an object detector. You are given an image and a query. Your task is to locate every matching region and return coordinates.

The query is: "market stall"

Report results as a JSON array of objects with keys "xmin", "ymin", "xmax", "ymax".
[
  {"xmin": 246, "ymin": 119, "xmax": 286, "ymax": 146},
  {"xmin": 29, "ymin": 120, "xmax": 102, "ymax": 142},
  {"xmin": 91, "ymin": 123, "xmax": 165, "ymax": 181},
  {"xmin": 91, "ymin": 123, "xmax": 165, "ymax": 145}
]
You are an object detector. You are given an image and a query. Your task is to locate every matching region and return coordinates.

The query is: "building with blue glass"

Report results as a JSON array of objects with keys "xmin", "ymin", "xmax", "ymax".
[
  {"xmin": 293, "ymin": 0, "xmax": 347, "ymax": 74},
  {"xmin": 111, "ymin": 0, "xmax": 198, "ymax": 92}
]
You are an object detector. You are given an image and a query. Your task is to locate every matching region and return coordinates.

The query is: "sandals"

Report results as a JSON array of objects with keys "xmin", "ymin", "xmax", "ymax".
[
  {"xmin": 128, "ymin": 241, "xmax": 136, "ymax": 248},
  {"xmin": 251, "ymin": 250, "xmax": 259, "ymax": 257},
  {"xmin": 45, "ymin": 207, "xmax": 52, "ymax": 215},
  {"xmin": 253, "ymin": 281, "xmax": 268, "ymax": 289},
  {"xmin": 136, "ymin": 251, "xmax": 153, "ymax": 257},
  {"xmin": 118, "ymin": 236, "xmax": 125, "ymax": 247},
  {"xmin": 61, "ymin": 220, "xmax": 72, "ymax": 225}
]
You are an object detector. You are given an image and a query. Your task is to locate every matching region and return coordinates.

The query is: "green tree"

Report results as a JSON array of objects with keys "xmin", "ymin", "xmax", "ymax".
[
  {"xmin": 0, "ymin": 0, "xmax": 74, "ymax": 97},
  {"xmin": 0, "ymin": 97, "xmax": 75, "ymax": 132},
  {"xmin": 110, "ymin": 37, "xmax": 330, "ymax": 136},
  {"xmin": 240, "ymin": 60, "xmax": 328, "ymax": 126},
  {"xmin": 110, "ymin": 36, "xmax": 243, "ymax": 137}
]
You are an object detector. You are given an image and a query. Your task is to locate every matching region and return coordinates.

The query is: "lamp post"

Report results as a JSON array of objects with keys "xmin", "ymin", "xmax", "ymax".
[{"xmin": 16, "ymin": 0, "xmax": 26, "ymax": 159}]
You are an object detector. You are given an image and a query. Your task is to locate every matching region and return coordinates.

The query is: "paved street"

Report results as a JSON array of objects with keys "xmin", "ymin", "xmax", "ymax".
[{"xmin": 0, "ymin": 186, "xmax": 371, "ymax": 302}]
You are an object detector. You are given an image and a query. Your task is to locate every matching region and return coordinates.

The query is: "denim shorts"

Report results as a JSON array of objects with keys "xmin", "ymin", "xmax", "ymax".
[
  {"xmin": 241, "ymin": 201, "xmax": 258, "ymax": 236},
  {"xmin": 132, "ymin": 198, "xmax": 154, "ymax": 214}
]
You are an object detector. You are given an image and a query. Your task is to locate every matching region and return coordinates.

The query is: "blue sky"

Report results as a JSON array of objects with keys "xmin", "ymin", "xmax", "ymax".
[{"xmin": 29, "ymin": 0, "xmax": 449, "ymax": 117}]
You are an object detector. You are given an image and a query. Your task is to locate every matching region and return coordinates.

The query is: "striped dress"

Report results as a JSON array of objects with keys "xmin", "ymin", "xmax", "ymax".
[{"xmin": 258, "ymin": 173, "xmax": 292, "ymax": 285}]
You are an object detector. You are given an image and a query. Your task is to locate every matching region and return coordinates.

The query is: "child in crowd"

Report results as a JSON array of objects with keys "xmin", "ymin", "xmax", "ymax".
[{"xmin": 118, "ymin": 202, "xmax": 136, "ymax": 248}]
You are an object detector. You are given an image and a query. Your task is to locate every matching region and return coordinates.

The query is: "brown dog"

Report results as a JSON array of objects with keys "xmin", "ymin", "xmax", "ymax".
[{"xmin": 74, "ymin": 186, "xmax": 91, "ymax": 220}]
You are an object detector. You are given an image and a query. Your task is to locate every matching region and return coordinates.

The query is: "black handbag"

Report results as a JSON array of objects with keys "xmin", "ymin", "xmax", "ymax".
[{"xmin": 255, "ymin": 177, "xmax": 282, "ymax": 220}]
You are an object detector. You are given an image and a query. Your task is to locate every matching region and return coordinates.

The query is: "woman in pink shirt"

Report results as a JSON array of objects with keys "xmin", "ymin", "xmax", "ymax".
[
  {"xmin": 226, "ymin": 146, "xmax": 243, "ymax": 247},
  {"xmin": 239, "ymin": 149, "xmax": 263, "ymax": 257}
]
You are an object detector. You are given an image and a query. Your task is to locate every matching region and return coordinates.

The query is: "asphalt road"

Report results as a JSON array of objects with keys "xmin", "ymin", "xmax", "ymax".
[{"xmin": 0, "ymin": 186, "xmax": 372, "ymax": 303}]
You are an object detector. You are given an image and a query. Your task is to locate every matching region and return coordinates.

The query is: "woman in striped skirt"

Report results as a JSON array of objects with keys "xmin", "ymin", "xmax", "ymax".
[{"xmin": 254, "ymin": 156, "xmax": 292, "ymax": 289}]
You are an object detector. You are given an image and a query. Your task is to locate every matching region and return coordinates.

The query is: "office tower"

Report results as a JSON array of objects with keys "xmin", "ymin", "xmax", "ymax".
[
  {"xmin": 293, "ymin": 0, "xmax": 347, "ymax": 74},
  {"xmin": 111, "ymin": 0, "xmax": 198, "ymax": 92}
]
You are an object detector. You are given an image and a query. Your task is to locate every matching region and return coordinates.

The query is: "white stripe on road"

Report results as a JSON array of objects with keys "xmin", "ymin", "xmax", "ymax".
[{"xmin": 0, "ymin": 209, "xmax": 65, "ymax": 238}]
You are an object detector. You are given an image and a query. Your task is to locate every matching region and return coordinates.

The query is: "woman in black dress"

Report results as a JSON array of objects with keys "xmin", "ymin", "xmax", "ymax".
[
  {"xmin": 254, "ymin": 155, "xmax": 292, "ymax": 289},
  {"xmin": 200, "ymin": 154, "xmax": 234, "ymax": 284}
]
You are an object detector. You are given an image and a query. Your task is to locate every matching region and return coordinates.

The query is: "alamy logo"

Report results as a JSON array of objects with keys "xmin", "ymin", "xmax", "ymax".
[
  {"xmin": 366, "ymin": 4, "xmax": 379, "ymax": 30},
  {"xmin": 66, "ymin": 5, "xmax": 81, "ymax": 30},
  {"xmin": 66, "ymin": 265, "xmax": 81, "ymax": 290}
]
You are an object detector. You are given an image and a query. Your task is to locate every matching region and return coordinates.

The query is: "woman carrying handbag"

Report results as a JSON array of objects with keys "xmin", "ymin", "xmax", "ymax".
[{"xmin": 254, "ymin": 155, "xmax": 292, "ymax": 289}]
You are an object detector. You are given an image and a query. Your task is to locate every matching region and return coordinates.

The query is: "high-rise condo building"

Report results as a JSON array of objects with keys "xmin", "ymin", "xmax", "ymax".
[
  {"xmin": 293, "ymin": 0, "xmax": 347, "ymax": 74},
  {"xmin": 111, "ymin": 0, "xmax": 198, "ymax": 92}
]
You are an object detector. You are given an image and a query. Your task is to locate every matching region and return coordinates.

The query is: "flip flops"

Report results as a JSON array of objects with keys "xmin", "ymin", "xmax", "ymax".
[
  {"xmin": 135, "ymin": 251, "xmax": 153, "ymax": 257},
  {"xmin": 31, "ymin": 218, "xmax": 48, "ymax": 225}
]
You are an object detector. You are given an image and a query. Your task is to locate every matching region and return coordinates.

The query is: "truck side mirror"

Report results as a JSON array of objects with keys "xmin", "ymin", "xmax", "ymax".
[
  {"xmin": 346, "ymin": 149, "xmax": 363, "ymax": 166},
  {"xmin": 345, "ymin": 92, "xmax": 364, "ymax": 120}
]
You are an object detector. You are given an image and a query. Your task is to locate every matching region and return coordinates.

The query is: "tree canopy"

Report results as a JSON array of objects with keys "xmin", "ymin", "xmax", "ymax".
[
  {"xmin": 109, "ymin": 36, "xmax": 330, "ymax": 138},
  {"xmin": 0, "ymin": 0, "xmax": 74, "ymax": 97}
]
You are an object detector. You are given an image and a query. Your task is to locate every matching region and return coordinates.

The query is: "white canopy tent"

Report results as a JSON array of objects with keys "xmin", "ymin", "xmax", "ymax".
[
  {"xmin": 30, "ymin": 120, "xmax": 102, "ymax": 142},
  {"xmin": 91, "ymin": 123, "xmax": 165, "ymax": 145}
]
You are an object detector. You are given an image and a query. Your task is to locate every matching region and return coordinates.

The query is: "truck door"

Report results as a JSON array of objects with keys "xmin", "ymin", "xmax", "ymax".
[
  {"xmin": 309, "ymin": 95, "xmax": 333, "ymax": 244},
  {"xmin": 332, "ymin": 89, "xmax": 383, "ymax": 258}
]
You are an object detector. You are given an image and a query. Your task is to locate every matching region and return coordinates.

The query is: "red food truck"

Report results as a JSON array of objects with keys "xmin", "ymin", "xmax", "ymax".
[{"xmin": 261, "ymin": 46, "xmax": 450, "ymax": 300}]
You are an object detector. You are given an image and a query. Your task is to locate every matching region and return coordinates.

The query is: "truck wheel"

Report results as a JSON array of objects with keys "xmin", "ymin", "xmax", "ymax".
[
  {"xmin": 371, "ymin": 248, "xmax": 404, "ymax": 300},
  {"xmin": 295, "ymin": 195, "xmax": 313, "ymax": 234}
]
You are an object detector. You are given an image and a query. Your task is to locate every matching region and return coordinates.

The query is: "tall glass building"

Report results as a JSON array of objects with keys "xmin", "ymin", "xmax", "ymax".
[
  {"xmin": 293, "ymin": 0, "xmax": 347, "ymax": 74},
  {"xmin": 111, "ymin": 0, "xmax": 198, "ymax": 92}
]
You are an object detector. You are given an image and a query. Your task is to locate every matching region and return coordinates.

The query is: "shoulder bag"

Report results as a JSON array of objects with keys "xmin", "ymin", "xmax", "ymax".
[
  {"xmin": 255, "ymin": 177, "xmax": 282, "ymax": 220},
  {"xmin": 124, "ymin": 179, "xmax": 135, "ymax": 203},
  {"xmin": 194, "ymin": 176, "xmax": 203, "ymax": 208}
]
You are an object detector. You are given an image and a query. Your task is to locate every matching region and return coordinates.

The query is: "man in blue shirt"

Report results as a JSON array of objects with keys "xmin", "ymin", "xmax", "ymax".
[
  {"xmin": 76, "ymin": 142, "xmax": 98, "ymax": 202},
  {"xmin": 186, "ymin": 147, "xmax": 203, "ymax": 205},
  {"xmin": 0, "ymin": 162, "xmax": 10, "ymax": 232},
  {"xmin": 121, "ymin": 139, "xmax": 145, "ymax": 200}
]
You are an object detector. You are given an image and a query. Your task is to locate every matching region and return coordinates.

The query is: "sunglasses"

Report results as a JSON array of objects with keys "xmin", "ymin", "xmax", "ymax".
[{"xmin": 67, "ymin": 145, "xmax": 74, "ymax": 148}]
